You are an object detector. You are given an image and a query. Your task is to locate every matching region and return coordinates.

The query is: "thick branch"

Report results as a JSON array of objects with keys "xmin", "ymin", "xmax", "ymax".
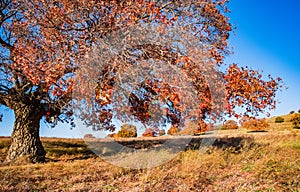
[
  {"xmin": 0, "ymin": 36, "xmax": 13, "ymax": 50},
  {"xmin": 0, "ymin": 92, "xmax": 10, "ymax": 107}
]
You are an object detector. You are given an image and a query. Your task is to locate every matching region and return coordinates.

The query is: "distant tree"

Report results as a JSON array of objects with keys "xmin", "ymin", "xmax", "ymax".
[
  {"xmin": 222, "ymin": 120, "xmax": 238, "ymax": 129},
  {"xmin": 197, "ymin": 119, "xmax": 209, "ymax": 133},
  {"xmin": 240, "ymin": 116, "xmax": 269, "ymax": 131},
  {"xmin": 142, "ymin": 128, "xmax": 156, "ymax": 137},
  {"xmin": 178, "ymin": 120, "xmax": 199, "ymax": 135},
  {"xmin": 290, "ymin": 111, "xmax": 295, "ymax": 115},
  {"xmin": 108, "ymin": 133, "xmax": 118, "ymax": 139},
  {"xmin": 83, "ymin": 134, "xmax": 95, "ymax": 139},
  {"xmin": 117, "ymin": 124, "xmax": 137, "ymax": 138},
  {"xmin": 167, "ymin": 126, "xmax": 179, "ymax": 135},
  {"xmin": 158, "ymin": 129, "xmax": 166, "ymax": 136}
]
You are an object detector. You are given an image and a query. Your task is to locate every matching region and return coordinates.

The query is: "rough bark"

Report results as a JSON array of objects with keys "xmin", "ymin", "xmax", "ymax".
[{"xmin": 5, "ymin": 105, "xmax": 45, "ymax": 163}]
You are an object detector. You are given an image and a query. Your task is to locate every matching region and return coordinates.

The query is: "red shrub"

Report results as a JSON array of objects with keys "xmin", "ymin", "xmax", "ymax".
[
  {"xmin": 240, "ymin": 116, "xmax": 269, "ymax": 131},
  {"xmin": 142, "ymin": 128, "xmax": 155, "ymax": 137},
  {"xmin": 167, "ymin": 126, "xmax": 179, "ymax": 135},
  {"xmin": 84, "ymin": 134, "xmax": 95, "ymax": 139},
  {"xmin": 222, "ymin": 120, "xmax": 238, "ymax": 130},
  {"xmin": 158, "ymin": 129, "xmax": 166, "ymax": 136}
]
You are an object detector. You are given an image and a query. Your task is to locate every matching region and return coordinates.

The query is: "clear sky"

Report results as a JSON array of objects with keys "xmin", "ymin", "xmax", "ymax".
[
  {"xmin": 227, "ymin": 0, "xmax": 300, "ymax": 117},
  {"xmin": 0, "ymin": 0, "xmax": 299, "ymax": 138}
]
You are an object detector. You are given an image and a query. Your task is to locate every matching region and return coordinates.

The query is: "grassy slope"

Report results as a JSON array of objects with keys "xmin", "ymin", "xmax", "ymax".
[
  {"xmin": 0, "ymin": 128, "xmax": 299, "ymax": 191},
  {"xmin": 266, "ymin": 114, "xmax": 295, "ymax": 131},
  {"xmin": 0, "ymin": 114, "xmax": 299, "ymax": 191}
]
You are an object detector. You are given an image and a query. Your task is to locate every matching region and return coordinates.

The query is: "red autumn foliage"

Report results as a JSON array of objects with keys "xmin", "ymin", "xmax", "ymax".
[
  {"xmin": 222, "ymin": 120, "xmax": 238, "ymax": 130},
  {"xmin": 194, "ymin": 119, "xmax": 211, "ymax": 135},
  {"xmin": 108, "ymin": 133, "xmax": 119, "ymax": 139},
  {"xmin": 167, "ymin": 126, "xmax": 180, "ymax": 135},
  {"xmin": 0, "ymin": 0, "xmax": 282, "ymax": 163},
  {"xmin": 142, "ymin": 128, "xmax": 156, "ymax": 137},
  {"xmin": 239, "ymin": 116, "xmax": 269, "ymax": 131},
  {"xmin": 0, "ymin": 0, "xmax": 171, "ymax": 162},
  {"xmin": 83, "ymin": 134, "xmax": 95, "ymax": 139},
  {"xmin": 158, "ymin": 129, "xmax": 166, "ymax": 136},
  {"xmin": 224, "ymin": 64, "xmax": 282, "ymax": 118}
]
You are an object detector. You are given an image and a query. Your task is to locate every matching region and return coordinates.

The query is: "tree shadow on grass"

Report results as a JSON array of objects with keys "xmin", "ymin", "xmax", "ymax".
[
  {"xmin": 44, "ymin": 141, "xmax": 97, "ymax": 162},
  {"xmin": 1, "ymin": 136, "xmax": 263, "ymax": 164},
  {"xmin": 90, "ymin": 136, "xmax": 261, "ymax": 156},
  {"xmin": 247, "ymin": 130, "xmax": 268, "ymax": 133},
  {"xmin": 186, "ymin": 136, "xmax": 260, "ymax": 153}
]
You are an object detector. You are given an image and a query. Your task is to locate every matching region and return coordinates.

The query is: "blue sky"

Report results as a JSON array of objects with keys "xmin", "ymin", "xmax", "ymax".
[
  {"xmin": 0, "ymin": 0, "xmax": 299, "ymax": 138},
  {"xmin": 227, "ymin": 0, "xmax": 300, "ymax": 116}
]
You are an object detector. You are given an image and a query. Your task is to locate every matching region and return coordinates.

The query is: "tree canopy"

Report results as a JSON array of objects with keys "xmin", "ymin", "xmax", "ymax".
[{"xmin": 0, "ymin": 0, "xmax": 282, "ymax": 163}]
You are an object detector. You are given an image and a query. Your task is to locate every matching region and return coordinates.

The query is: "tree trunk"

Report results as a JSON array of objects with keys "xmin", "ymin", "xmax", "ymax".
[{"xmin": 5, "ymin": 106, "xmax": 45, "ymax": 163}]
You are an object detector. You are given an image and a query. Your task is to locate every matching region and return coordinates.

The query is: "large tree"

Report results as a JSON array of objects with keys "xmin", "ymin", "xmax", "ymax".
[
  {"xmin": 0, "ymin": 0, "xmax": 166, "ymax": 163},
  {"xmin": 0, "ymin": 0, "xmax": 281, "ymax": 163}
]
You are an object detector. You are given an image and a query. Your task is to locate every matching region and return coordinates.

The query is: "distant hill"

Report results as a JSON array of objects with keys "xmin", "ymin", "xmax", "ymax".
[
  {"xmin": 267, "ymin": 114, "xmax": 293, "ymax": 123},
  {"xmin": 266, "ymin": 114, "xmax": 294, "ymax": 131}
]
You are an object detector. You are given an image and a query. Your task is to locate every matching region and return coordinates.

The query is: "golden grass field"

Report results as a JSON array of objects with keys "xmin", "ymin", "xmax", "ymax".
[{"xmin": 0, "ymin": 115, "xmax": 299, "ymax": 191}]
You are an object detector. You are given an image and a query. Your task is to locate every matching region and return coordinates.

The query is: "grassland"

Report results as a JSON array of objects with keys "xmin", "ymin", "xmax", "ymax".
[{"xmin": 0, "ymin": 115, "xmax": 299, "ymax": 191}]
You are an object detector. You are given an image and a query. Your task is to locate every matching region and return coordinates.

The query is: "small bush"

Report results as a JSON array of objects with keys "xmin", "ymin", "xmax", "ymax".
[
  {"xmin": 167, "ymin": 126, "xmax": 179, "ymax": 135},
  {"xmin": 107, "ymin": 133, "xmax": 118, "ymax": 138},
  {"xmin": 158, "ymin": 129, "xmax": 166, "ymax": 136},
  {"xmin": 275, "ymin": 116, "xmax": 284, "ymax": 123},
  {"xmin": 179, "ymin": 120, "xmax": 198, "ymax": 135},
  {"xmin": 142, "ymin": 127, "xmax": 163, "ymax": 137},
  {"xmin": 142, "ymin": 128, "xmax": 155, "ymax": 137},
  {"xmin": 193, "ymin": 119, "xmax": 209, "ymax": 134},
  {"xmin": 290, "ymin": 111, "xmax": 295, "ymax": 115},
  {"xmin": 240, "ymin": 117, "xmax": 269, "ymax": 131},
  {"xmin": 117, "ymin": 124, "xmax": 137, "ymax": 138},
  {"xmin": 222, "ymin": 120, "xmax": 238, "ymax": 130},
  {"xmin": 83, "ymin": 134, "xmax": 95, "ymax": 139},
  {"xmin": 193, "ymin": 120, "xmax": 212, "ymax": 135}
]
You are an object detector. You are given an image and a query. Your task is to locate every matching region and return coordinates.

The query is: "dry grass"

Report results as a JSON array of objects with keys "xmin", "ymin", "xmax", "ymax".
[
  {"xmin": 0, "ymin": 129, "xmax": 299, "ymax": 191},
  {"xmin": 266, "ymin": 114, "xmax": 296, "ymax": 131},
  {"xmin": 267, "ymin": 114, "xmax": 293, "ymax": 123}
]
